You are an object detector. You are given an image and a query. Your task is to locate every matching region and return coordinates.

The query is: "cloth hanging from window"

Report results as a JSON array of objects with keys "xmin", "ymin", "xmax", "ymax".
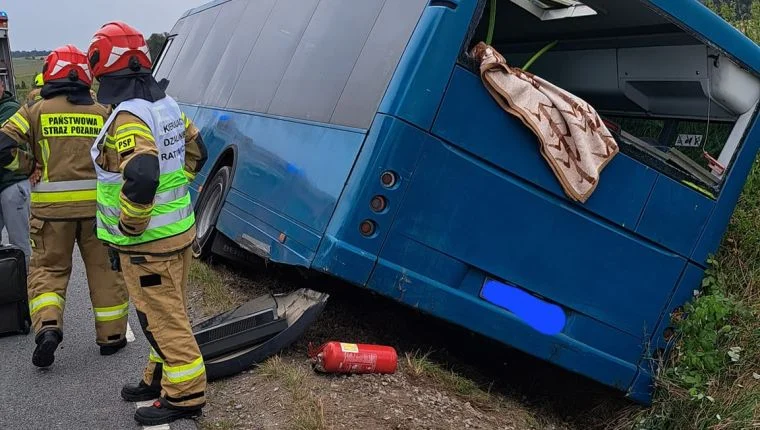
[{"xmin": 472, "ymin": 42, "xmax": 618, "ymax": 203}]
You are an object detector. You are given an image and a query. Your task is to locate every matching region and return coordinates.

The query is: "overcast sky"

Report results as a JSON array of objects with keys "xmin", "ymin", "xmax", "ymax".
[{"xmin": 4, "ymin": 0, "xmax": 209, "ymax": 51}]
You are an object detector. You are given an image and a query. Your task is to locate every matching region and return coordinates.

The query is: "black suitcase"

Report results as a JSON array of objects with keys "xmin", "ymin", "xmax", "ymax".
[{"xmin": 0, "ymin": 245, "xmax": 30, "ymax": 336}]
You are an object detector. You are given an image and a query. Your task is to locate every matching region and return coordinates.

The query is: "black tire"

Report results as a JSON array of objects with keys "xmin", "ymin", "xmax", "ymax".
[{"xmin": 193, "ymin": 166, "xmax": 232, "ymax": 260}]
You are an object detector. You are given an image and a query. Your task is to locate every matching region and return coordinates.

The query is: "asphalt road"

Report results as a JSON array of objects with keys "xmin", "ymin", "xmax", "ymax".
[{"xmin": 0, "ymin": 231, "xmax": 197, "ymax": 430}]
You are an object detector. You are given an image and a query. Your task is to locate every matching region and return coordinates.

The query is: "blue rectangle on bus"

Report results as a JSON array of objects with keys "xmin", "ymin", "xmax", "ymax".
[{"xmin": 481, "ymin": 279, "xmax": 567, "ymax": 336}]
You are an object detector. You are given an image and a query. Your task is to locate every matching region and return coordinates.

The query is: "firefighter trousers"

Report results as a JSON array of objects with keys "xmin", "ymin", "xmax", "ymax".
[
  {"xmin": 119, "ymin": 248, "xmax": 206, "ymax": 408},
  {"xmin": 28, "ymin": 217, "xmax": 129, "ymax": 345}
]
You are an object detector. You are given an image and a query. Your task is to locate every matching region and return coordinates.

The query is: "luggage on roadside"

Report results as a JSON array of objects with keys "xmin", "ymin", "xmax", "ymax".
[{"xmin": 0, "ymin": 245, "xmax": 30, "ymax": 336}]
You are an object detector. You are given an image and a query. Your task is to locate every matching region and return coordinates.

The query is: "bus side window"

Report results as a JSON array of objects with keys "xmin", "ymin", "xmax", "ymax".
[
  {"xmin": 152, "ymin": 16, "xmax": 193, "ymax": 95},
  {"xmin": 227, "ymin": 0, "xmax": 426, "ymax": 129},
  {"xmin": 152, "ymin": 36, "xmax": 175, "ymax": 79},
  {"xmin": 201, "ymin": 0, "xmax": 279, "ymax": 108},
  {"xmin": 175, "ymin": 0, "xmax": 248, "ymax": 106},
  {"xmin": 227, "ymin": 0, "xmax": 321, "ymax": 115},
  {"xmin": 164, "ymin": 8, "xmax": 219, "ymax": 100}
]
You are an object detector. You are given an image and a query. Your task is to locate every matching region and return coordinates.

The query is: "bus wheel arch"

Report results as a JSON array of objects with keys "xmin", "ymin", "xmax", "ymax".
[{"xmin": 192, "ymin": 147, "xmax": 237, "ymax": 259}]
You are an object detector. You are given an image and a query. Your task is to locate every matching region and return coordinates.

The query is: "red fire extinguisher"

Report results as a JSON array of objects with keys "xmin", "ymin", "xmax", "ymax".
[{"xmin": 309, "ymin": 341, "xmax": 398, "ymax": 375}]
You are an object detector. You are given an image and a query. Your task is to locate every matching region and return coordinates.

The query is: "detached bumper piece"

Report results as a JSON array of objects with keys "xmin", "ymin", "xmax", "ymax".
[{"xmin": 192, "ymin": 288, "xmax": 329, "ymax": 381}]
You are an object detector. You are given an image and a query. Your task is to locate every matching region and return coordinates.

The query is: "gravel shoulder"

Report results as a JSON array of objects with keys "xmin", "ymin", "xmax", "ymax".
[{"xmin": 187, "ymin": 257, "xmax": 633, "ymax": 430}]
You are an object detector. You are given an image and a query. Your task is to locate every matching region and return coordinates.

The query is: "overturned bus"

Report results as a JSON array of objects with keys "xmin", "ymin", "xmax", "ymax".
[{"xmin": 155, "ymin": 0, "xmax": 760, "ymax": 403}]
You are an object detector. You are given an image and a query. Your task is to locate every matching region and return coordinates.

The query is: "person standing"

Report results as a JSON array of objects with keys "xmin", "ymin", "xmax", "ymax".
[
  {"xmin": 26, "ymin": 73, "xmax": 44, "ymax": 103},
  {"xmin": 88, "ymin": 22, "xmax": 208, "ymax": 426},
  {"xmin": 0, "ymin": 45, "xmax": 129, "ymax": 368},
  {"xmin": 0, "ymin": 77, "xmax": 30, "ymax": 266}
]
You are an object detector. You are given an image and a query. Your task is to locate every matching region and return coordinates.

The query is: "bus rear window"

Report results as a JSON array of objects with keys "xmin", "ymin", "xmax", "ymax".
[
  {"xmin": 458, "ymin": 0, "xmax": 760, "ymax": 198},
  {"xmin": 603, "ymin": 116, "xmax": 734, "ymax": 191}
]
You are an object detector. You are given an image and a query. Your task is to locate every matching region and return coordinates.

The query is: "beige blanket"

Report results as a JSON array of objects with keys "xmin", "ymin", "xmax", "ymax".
[{"xmin": 471, "ymin": 42, "xmax": 618, "ymax": 203}]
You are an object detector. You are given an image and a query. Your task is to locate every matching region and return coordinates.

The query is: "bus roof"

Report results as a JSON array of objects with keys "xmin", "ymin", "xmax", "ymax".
[
  {"xmin": 176, "ymin": 0, "xmax": 760, "ymax": 75},
  {"xmin": 179, "ymin": 0, "xmax": 229, "ymax": 20}
]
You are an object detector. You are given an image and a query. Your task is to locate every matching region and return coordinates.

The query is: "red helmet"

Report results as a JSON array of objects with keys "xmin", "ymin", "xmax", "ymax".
[
  {"xmin": 88, "ymin": 21, "xmax": 152, "ymax": 78},
  {"xmin": 43, "ymin": 45, "xmax": 92, "ymax": 86}
]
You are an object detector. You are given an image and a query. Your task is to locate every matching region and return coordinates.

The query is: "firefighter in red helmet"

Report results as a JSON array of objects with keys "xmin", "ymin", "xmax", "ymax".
[
  {"xmin": 0, "ymin": 45, "xmax": 129, "ymax": 367},
  {"xmin": 88, "ymin": 22, "xmax": 208, "ymax": 426}
]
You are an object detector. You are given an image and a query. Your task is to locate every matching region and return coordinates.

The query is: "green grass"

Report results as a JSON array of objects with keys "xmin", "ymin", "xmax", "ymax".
[
  {"xmin": 11, "ymin": 57, "xmax": 99, "ymax": 102},
  {"xmin": 12, "ymin": 57, "xmax": 44, "ymax": 101},
  {"xmin": 258, "ymin": 356, "xmax": 328, "ymax": 430},
  {"xmin": 188, "ymin": 260, "xmax": 238, "ymax": 316},
  {"xmin": 405, "ymin": 351, "xmax": 487, "ymax": 400}
]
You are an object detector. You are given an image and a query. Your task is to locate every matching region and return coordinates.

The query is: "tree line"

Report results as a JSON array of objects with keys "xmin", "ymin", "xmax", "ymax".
[
  {"xmin": 704, "ymin": 0, "xmax": 760, "ymax": 41},
  {"xmin": 11, "ymin": 50, "xmax": 50, "ymax": 59}
]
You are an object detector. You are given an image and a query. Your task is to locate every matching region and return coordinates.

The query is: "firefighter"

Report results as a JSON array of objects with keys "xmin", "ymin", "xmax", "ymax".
[
  {"xmin": 0, "ymin": 45, "xmax": 129, "ymax": 367},
  {"xmin": 26, "ymin": 72, "xmax": 44, "ymax": 103},
  {"xmin": 88, "ymin": 22, "xmax": 208, "ymax": 426}
]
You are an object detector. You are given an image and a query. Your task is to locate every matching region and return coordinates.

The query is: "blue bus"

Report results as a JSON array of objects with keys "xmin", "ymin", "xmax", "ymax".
[{"xmin": 155, "ymin": 0, "xmax": 760, "ymax": 403}]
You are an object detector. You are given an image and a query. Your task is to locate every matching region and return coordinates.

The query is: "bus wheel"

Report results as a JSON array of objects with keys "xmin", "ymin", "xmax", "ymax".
[{"xmin": 193, "ymin": 166, "xmax": 232, "ymax": 259}]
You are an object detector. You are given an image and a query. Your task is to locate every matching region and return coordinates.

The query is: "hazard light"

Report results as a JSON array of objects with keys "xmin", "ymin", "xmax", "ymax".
[{"xmin": 0, "ymin": 12, "xmax": 8, "ymax": 29}]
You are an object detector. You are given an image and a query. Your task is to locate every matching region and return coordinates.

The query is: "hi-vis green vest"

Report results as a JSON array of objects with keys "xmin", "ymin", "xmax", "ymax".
[{"xmin": 90, "ymin": 97, "xmax": 194, "ymax": 246}]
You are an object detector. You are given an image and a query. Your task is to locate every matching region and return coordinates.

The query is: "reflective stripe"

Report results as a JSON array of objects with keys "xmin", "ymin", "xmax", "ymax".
[
  {"xmin": 155, "ymin": 186, "xmax": 189, "ymax": 205},
  {"xmin": 96, "ymin": 213, "xmax": 195, "ymax": 246},
  {"xmin": 29, "ymin": 292, "xmax": 65, "ymax": 315},
  {"xmin": 97, "ymin": 186, "xmax": 190, "ymax": 219},
  {"xmin": 104, "ymin": 135, "xmax": 117, "ymax": 149},
  {"xmin": 149, "ymin": 348, "xmax": 164, "ymax": 364},
  {"xmin": 93, "ymin": 302, "xmax": 129, "ymax": 322},
  {"xmin": 9, "ymin": 112, "xmax": 30, "ymax": 134},
  {"xmin": 120, "ymin": 195, "xmax": 153, "ymax": 218},
  {"xmin": 98, "ymin": 170, "xmax": 188, "ymax": 193},
  {"xmin": 97, "ymin": 174, "xmax": 188, "ymax": 210},
  {"xmin": 33, "ymin": 179, "xmax": 97, "ymax": 192},
  {"xmin": 163, "ymin": 356, "xmax": 205, "ymax": 384},
  {"xmin": 32, "ymin": 180, "xmax": 98, "ymax": 203},
  {"xmin": 116, "ymin": 123, "xmax": 152, "ymax": 136},
  {"xmin": 114, "ymin": 123, "xmax": 154, "ymax": 143},
  {"xmin": 4, "ymin": 151, "xmax": 19, "ymax": 171},
  {"xmin": 182, "ymin": 112, "xmax": 190, "ymax": 128},
  {"xmin": 39, "ymin": 140, "xmax": 50, "ymax": 182},
  {"xmin": 98, "ymin": 204, "xmax": 194, "ymax": 231},
  {"xmin": 97, "ymin": 204, "xmax": 120, "ymax": 219},
  {"xmin": 32, "ymin": 190, "xmax": 97, "ymax": 203},
  {"xmin": 184, "ymin": 170, "xmax": 196, "ymax": 182}
]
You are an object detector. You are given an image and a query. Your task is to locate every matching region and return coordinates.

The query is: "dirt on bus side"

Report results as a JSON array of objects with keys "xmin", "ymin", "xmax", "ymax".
[{"xmin": 187, "ymin": 258, "xmax": 634, "ymax": 430}]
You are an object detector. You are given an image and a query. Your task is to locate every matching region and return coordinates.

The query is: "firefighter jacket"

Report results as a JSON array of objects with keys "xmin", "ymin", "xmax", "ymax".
[
  {"xmin": 91, "ymin": 96, "xmax": 207, "ymax": 255},
  {"xmin": 0, "ymin": 95, "xmax": 111, "ymax": 220}
]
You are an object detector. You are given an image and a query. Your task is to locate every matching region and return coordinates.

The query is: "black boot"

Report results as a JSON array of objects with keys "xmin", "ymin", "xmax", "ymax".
[
  {"xmin": 100, "ymin": 339, "xmax": 127, "ymax": 356},
  {"xmin": 121, "ymin": 381, "xmax": 162, "ymax": 402},
  {"xmin": 32, "ymin": 330, "xmax": 61, "ymax": 368},
  {"xmin": 134, "ymin": 398, "xmax": 203, "ymax": 426}
]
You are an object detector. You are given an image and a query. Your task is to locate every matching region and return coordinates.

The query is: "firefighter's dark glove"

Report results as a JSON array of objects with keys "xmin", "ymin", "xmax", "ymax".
[
  {"xmin": 118, "ymin": 221, "xmax": 142, "ymax": 238},
  {"xmin": 108, "ymin": 248, "xmax": 121, "ymax": 272}
]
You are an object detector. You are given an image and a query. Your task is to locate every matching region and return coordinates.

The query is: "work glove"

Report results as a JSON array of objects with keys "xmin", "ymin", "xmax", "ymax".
[{"xmin": 108, "ymin": 248, "xmax": 121, "ymax": 272}]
